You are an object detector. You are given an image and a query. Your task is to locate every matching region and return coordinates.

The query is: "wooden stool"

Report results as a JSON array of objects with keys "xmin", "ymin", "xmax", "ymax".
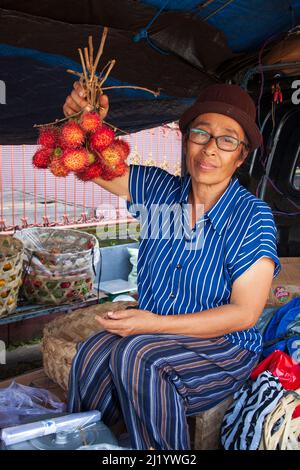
[{"xmin": 188, "ymin": 395, "xmax": 233, "ymax": 450}]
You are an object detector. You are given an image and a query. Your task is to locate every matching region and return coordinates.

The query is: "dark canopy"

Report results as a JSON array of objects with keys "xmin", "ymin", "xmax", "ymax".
[{"xmin": 0, "ymin": 0, "xmax": 300, "ymax": 144}]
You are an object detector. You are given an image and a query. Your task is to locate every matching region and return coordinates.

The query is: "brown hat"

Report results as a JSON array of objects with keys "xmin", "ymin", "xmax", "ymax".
[{"xmin": 179, "ymin": 84, "xmax": 262, "ymax": 152}]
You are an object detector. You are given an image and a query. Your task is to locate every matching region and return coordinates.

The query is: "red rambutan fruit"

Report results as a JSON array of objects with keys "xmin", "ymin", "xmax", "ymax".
[
  {"xmin": 100, "ymin": 165, "xmax": 116, "ymax": 181},
  {"xmin": 61, "ymin": 121, "xmax": 85, "ymax": 149},
  {"xmin": 37, "ymin": 127, "xmax": 58, "ymax": 148},
  {"xmin": 100, "ymin": 161, "xmax": 128, "ymax": 181},
  {"xmin": 49, "ymin": 158, "xmax": 70, "ymax": 177},
  {"xmin": 80, "ymin": 112, "xmax": 102, "ymax": 133},
  {"xmin": 32, "ymin": 148, "xmax": 53, "ymax": 169},
  {"xmin": 90, "ymin": 126, "xmax": 115, "ymax": 152},
  {"xmin": 113, "ymin": 139, "xmax": 130, "ymax": 159},
  {"xmin": 109, "ymin": 162, "xmax": 128, "ymax": 177},
  {"xmin": 100, "ymin": 141, "xmax": 128, "ymax": 167},
  {"xmin": 62, "ymin": 148, "xmax": 89, "ymax": 172},
  {"xmin": 76, "ymin": 162, "xmax": 104, "ymax": 182}
]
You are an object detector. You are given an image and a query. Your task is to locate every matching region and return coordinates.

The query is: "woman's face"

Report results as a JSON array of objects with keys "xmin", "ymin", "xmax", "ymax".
[{"xmin": 185, "ymin": 113, "xmax": 248, "ymax": 186}]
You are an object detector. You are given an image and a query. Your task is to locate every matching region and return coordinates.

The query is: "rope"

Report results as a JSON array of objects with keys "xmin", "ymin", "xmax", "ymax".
[
  {"xmin": 203, "ymin": 0, "xmax": 236, "ymax": 21},
  {"xmin": 133, "ymin": 0, "xmax": 171, "ymax": 55}
]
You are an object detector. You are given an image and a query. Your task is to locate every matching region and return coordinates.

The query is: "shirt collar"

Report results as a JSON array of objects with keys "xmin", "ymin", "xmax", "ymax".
[
  {"xmin": 179, "ymin": 174, "xmax": 241, "ymax": 236},
  {"xmin": 179, "ymin": 174, "xmax": 192, "ymax": 204}
]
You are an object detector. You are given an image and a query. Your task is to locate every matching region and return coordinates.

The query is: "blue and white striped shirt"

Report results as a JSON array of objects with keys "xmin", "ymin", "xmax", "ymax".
[{"xmin": 127, "ymin": 165, "xmax": 281, "ymax": 353}]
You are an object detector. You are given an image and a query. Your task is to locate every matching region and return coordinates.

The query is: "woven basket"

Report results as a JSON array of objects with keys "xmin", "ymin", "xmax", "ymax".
[
  {"xmin": 22, "ymin": 271, "xmax": 94, "ymax": 305},
  {"xmin": 259, "ymin": 389, "xmax": 300, "ymax": 450},
  {"xmin": 42, "ymin": 300, "xmax": 137, "ymax": 392},
  {"xmin": 15, "ymin": 227, "xmax": 98, "ymax": 305},
  {"xmin": 0, "ymin": 236, "xmax": 24, "ymax": 317}
]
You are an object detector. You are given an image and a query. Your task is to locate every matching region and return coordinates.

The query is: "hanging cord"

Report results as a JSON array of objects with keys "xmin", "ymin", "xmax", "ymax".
[
  {"xmin": 203, "ymin": 0, "xmax": 236, "ymax": 20},
  {"xmin": 266, "ymin": 175, "xmax": 300, "ymax": 211},
  {"xmin": 133, "ymin": 0, "xmax": 171, "ymax": 55},
  {"xmin": 256, "ymin": 174, "xmax": 300, "ymax": 215}
]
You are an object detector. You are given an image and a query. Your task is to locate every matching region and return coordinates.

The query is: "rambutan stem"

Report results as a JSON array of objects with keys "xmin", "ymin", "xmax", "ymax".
[
  {"xmin": 99, "ymin": 60, "xmax": 116, "ymax": 88},
  {"xmin": 103, "ymin": 120, "xmax": 129, "ymax": 135},
  {"xmin": 102, "ymin": 85, "xmax": 160, "ymax": 97},
  {"xmin": 93, "ymin": 27, "xmax": 108, "ymax": 75},
  {"xmin": 89, "ymin": 36, "xmax": 94, "ymax": 70},
  {"xmin": 84, "ymin": 47, "xmax": 91, "ymax": 72},
  {"xmin": 67, "ymin": 69, "xmax": 82, "ymax": 78},
  {"xmin": 78, "ymin": 48, "xmax": 89, "ymax": 92},
  {"xmin": 99, "ymin": 60, "xmax": 115, "ymax": 83},
  {"xmin": 36, "ymin": 27, "xmax": 158, "ymax": 132},
  {"xmin": 33, "ymin": 111, "xmax": 83, "ymax": 128}
]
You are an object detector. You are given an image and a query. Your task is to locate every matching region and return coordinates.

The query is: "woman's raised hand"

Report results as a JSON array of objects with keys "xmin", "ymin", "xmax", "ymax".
[{"xmin": 63, "ymin": 81, "xmax": 109, "ymax": 121}]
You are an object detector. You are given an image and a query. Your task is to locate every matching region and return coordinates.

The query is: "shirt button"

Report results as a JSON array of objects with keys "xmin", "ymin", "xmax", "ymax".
[
  {"xmin": 176, "ymin": 264, "xmax": 182, "ymax": 269},
  {"xmin": 170, "ymin": 292, "xmax": 176, "ymax": 298}
]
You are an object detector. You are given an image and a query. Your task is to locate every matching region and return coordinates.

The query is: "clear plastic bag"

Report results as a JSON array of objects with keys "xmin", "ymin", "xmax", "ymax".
[
  {"xmin": 14, "ymin": 227, "xmax": 99, "ymax": 277},
  {"xmin": 14, "ymin": 227, "xmax": 99, "ymax": 304},
  {"xmin": 0, "ymin": 381, "xmax": 65, "ymax": 429}
]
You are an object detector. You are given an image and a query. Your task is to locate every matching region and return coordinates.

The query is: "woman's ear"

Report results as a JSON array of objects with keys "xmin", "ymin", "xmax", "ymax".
[{"xmin": 236, "ymin": 149, "xmax": 248, "ymax": 169}]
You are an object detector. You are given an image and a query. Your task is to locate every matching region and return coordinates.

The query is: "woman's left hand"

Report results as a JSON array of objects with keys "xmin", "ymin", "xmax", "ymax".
[{"xmin": 95, "ymin": 309, "xmax": 162, "ymax": 337}]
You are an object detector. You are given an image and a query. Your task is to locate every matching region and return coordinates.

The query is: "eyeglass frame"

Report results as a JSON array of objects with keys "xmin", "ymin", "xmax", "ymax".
[{"xmin": 187, "ymin": 127, "xmax": 249, "ymax": 152}]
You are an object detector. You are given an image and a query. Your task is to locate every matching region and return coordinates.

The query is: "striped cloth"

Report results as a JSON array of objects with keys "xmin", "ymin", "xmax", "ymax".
[
  {"xmin": 221, "ymin": 371, "xmax": 284, "ymax": 450},
  {"xmin": 67, "ymin": 331, "xmax": 260, "ymax": 450},
  {"xmin": 127, "ymin": 165, "xmax": 281, "ymax": 354}
]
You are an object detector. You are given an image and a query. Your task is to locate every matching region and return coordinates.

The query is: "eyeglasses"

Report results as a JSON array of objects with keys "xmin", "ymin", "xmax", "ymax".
[{"xmin": 188, "ymin": 128, "xmax": 249, "ymax": 152}]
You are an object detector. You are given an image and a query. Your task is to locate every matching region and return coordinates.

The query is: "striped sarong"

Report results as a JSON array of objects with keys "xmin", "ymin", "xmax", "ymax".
[{"xmin": 67, "ymin": 331, "xmax": 259, "ymax": 450}]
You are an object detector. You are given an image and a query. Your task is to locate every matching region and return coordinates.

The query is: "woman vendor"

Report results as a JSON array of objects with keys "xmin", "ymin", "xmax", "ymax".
[{"xmin": 63, "ymin": 83, "xmax": 281, "ymax": 450}]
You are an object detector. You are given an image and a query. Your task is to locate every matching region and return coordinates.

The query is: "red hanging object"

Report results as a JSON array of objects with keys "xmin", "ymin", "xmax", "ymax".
[{"xmin": 272, "ymin": 82, "xmax": 283, "ymax": 104}]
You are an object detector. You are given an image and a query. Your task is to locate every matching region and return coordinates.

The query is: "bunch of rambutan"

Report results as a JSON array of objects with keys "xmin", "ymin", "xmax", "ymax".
[{"xmin": 32, "ymin": 112, "xmax": 130, "ymax": 181}]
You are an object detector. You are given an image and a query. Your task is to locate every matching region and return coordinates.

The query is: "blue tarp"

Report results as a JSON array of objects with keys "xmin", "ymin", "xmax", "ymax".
[{"xmin": 1, "ymin": 1, "xmax": 300, "ymax": 144}]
